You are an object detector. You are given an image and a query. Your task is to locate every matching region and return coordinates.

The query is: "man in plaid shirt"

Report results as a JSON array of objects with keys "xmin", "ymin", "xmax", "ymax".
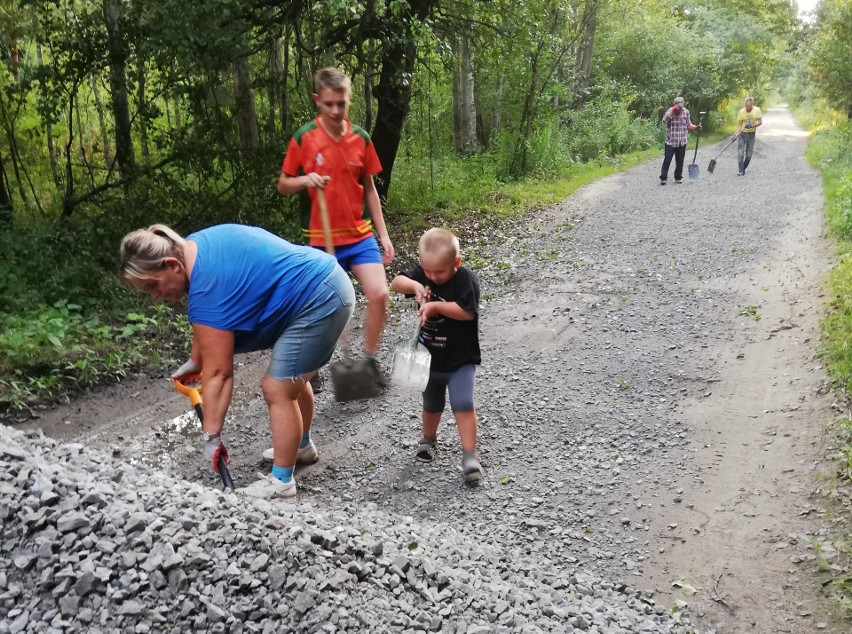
[{"xmin": 659, "ymin": 96, "xmax": 701, "ymax": 185}]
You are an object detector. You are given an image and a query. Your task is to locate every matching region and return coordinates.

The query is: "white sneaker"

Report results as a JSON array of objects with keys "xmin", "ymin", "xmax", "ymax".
[
  {"xmin": 237, "ymin": 473, "xmax": 297, "ymax": 499},
  {"xmin": 262, "ymin": 440, "xmax": 319, "ymax": 465}
]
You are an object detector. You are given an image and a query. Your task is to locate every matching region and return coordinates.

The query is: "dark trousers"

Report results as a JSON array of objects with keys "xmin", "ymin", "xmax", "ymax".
[{"xmin": 660, "ymin": 144, "xmax": 686, "ymax": 181}]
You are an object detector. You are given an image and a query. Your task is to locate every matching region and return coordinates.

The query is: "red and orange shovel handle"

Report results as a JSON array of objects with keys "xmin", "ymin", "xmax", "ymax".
[{"xmin": 173, "ymin": 374, "xmax": 234, "ymax": 490}]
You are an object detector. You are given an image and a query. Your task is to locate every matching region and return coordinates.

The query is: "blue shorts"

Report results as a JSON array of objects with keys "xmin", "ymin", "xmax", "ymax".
[
  {"xmin": 315, "ymin": 236, "xmax": 382, "ymax": 272},
  {"xmin": 267, "ymin": 267, "xmax": 355, "ymax": 380}
]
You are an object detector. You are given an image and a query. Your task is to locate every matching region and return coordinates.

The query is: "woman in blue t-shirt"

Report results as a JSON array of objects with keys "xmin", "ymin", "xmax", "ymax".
[{"xmin": 120, "ymin": 223, "xmax": 354, "ymax": 500}]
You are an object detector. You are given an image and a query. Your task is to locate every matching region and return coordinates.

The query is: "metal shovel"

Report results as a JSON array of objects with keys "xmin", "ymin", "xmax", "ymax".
[
  {"xmin": 708, "ymin": 134, "xmax": 738, "ymax": 174},
  {"xmin": 316, "ymin": 188, "xmax": 381, "ymax": 402},
  {"xmin": 687, "ymin": 112, "xmax": 706, "ymax": 180},
  {"xmin": 173, "ymin": 375, "xmax": 235, "ymax": 490}
]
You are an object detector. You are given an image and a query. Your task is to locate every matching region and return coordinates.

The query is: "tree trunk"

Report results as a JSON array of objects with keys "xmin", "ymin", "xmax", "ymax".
[
  {"xmin": 575, "ymin": 0, "xmax": 597, "ymax": 104},
  {"xmin": 491, "ymin": 74, "xmax": 505, "ymax": 146},
  {"xmin": 457, "ymin": 35, "xmax": 478, "ymax": 155},
  {"xmin": 267, "ymin": 36, "xmax": 282, "ymax": 140},
  {"xmin": 363, "ymin": 45, "xmax": 374, "ymax": 132},
  {"xmin": 103, "ymin": 0, "xmax": 135, "ymax": 178},
  {"xmin": 0, "ymin": 150, "xmax": 12, "ymax": 225},
  {"xmin": 233, "ymin": 49, "xmax": 260, "ymax": 150},
  {"xmin": 90, "ymin": 74, "xmax": 112, "ymax": 164},
  {"xmin": 137, "ymin": 55, "xmax": 149, "ymax": 159},
  {"xmin": 372, "ymin": 36, "xmax": 416, "ymax": 203},
  {"xmin": 37, "ymin": 43, "xmax": 62, "ymax": 189},
  {"xmin": 281, "ymin": 27, "xmax": 290, "ymax": 133},
  {"xmin": 451, "ymin": 66, "xmax": 461, "ymax": 153}
]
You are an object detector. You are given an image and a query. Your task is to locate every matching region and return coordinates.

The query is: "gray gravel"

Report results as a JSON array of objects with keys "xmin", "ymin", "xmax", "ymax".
[
  {"xmin": 0, "ymin": 426, "xmax": 691, "ymax": 633},
  {"xmin": 2, "ymin": 106, "xmax": 828, "ymax": 633}
]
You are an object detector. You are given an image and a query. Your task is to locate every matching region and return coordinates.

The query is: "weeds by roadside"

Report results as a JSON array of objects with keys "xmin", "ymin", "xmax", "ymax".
[{"xmin": 791, "ymin": 101, "xmax": 852, "ymax": 622}]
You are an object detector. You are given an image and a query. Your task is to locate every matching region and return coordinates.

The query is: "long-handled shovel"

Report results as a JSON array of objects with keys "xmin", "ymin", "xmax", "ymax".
[
  {"xmin": 687, "ymin": 112, "xmax": 706, "ymax": 180},
  {"xmin": 315, "ymin": 187, "xmax": 381, "ymax": 402},
  {"xmin": 708, "ymin": 134, "xmax": 738, "ymax": 174},
  {"xmin": 173, "ymin": 375, "xmax": 235, "ymax": 490}
]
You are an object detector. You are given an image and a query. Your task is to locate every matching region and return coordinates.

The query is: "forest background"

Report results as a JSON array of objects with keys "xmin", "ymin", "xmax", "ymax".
[{"xmin": 0, "ymin": 0, "xmax": 848, "ymax": 418}]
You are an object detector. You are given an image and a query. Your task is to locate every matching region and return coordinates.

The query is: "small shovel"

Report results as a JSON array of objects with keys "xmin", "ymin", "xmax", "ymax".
[
  {"xmin": 391, "ymin": 323, "xmax": 431, "ymax": 391},
  {"xmin": 687, "ymin": 111, "xmax": 706, "ymax": 180},
  {"xmin": 316, "ymin": 187, "xmax": 381, "ymax": 402},
  {"xmin": 708, "ymin": 134, "xmax": 738, "ymax": 174},
  {"xmin": 173, "ymin": 374, "xmax": 235, "ymax": 490}
]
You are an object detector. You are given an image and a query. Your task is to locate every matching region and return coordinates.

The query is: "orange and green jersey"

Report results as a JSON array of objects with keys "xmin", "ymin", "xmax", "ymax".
[{"xmin": 281, "ymin": 117, "xmax": 383, "ymax": 248}]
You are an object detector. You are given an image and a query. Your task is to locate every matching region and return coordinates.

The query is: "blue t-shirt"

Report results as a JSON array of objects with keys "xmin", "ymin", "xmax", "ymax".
[{"xmin": 186, "ymin": 225, "xmax": 337, "ymax": 353}]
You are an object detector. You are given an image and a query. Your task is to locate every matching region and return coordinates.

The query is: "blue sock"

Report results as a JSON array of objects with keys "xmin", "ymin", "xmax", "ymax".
[
  {"xmin": 299, "ymin": 431, "xmax": 311, "ymax": 449},
  {"xmin": 271, "ymin": 465, "xmax": 294, "ymax": 484}
]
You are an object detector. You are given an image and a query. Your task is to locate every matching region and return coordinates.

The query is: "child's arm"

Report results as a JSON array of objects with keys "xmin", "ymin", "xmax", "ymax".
[
  {"xmin": 419, "ymin": 301, "xmax": 475, "ymax": 323},
  {"xmin": 391, "ymin": 275, "xmax": 430, "ymax": 305}
]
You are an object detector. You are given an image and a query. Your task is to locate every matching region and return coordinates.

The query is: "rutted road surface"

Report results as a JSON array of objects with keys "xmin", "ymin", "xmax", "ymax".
[{"xmin": 21, "ymin": 106, "xmax": 840, "ymax": 633}]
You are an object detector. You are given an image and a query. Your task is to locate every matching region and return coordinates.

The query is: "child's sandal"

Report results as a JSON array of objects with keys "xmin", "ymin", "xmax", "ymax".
[{"xmin": 416, "ymin": 438, "xmax": 437, "ymax": 462}]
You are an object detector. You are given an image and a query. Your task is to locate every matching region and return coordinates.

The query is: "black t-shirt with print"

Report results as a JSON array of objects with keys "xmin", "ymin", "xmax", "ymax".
[{"xmin": 397, "ymin": 265, "xmax": 481, "ymax": 372}]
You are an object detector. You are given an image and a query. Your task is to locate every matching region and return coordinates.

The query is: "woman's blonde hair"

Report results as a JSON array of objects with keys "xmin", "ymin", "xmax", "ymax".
[
  {"xmin": 418, "ymin": 227, "xmax": 460, "ymax": 264},
  {"xmin": 119, "ymin": 224, "xmax": 185, "ymax": 281}
]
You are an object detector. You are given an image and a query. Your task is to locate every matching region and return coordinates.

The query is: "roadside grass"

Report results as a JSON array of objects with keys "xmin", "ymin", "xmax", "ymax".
[{"xmin": 793, "ymin": 102, "xmax": 852, "ymax": 621}]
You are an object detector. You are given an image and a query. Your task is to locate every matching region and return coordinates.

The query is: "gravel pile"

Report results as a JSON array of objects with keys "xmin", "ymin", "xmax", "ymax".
[{"xmin": 0, "ymin": 426, "xmax": 694, "ymax": 633}]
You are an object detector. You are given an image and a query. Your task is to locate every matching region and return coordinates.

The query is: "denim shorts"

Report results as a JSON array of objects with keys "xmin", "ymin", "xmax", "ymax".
[
  {"xmin": 315, "ymin": 236, "xmax": 382, "ymax": 272},
  {"xmin": 267, "ymin": 267, "xmax": 355, "ymax": 380}
]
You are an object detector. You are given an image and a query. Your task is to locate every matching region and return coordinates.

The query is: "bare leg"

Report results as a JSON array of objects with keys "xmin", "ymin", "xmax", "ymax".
[
  {"xmin": 454, "ymin": 410, "xmax": 478, "ymax": 453},
  {"xmin": 350, "ymin": 262, "xmax": 388, "ymax": 356},
  {"xmin": 422, "ymin": 410, "xmax": 441, "ymax": 439},
  {"xmin": 262, "ymin": 375, "xmax": 310, "ymax": 468}
]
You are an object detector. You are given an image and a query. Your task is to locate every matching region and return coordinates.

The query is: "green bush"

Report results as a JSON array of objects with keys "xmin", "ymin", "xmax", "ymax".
[{"xmin": 567, "ymin": 89, "xmax": 657, "ymax": 162}]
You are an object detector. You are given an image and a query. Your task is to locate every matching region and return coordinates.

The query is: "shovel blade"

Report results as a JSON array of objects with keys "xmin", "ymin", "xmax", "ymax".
[
  {"xmin": 707, "ymin": 159, "xmax": 716, "ymax": 174},
  {"xmin": 329, "ymin": 359, "xmax": 381, "ymax": 402},
  {"xmin": 688, "ymin": 163, "xmax": 699, "ymax": 180}
]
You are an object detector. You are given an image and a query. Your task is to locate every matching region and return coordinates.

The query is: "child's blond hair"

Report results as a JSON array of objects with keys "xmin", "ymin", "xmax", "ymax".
[
  {"xmin": 418, "ymin": 228, "xmax": 459, "ymax": 264},
  {"xmin": 314, "ymin": 67, "xmax": 352, "ymax": 97}
]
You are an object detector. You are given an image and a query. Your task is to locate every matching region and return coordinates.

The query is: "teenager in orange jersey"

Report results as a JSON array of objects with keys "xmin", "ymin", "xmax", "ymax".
[{"xmin": 277, "ymin": 68, "xmax": 394, "ymax": 393}]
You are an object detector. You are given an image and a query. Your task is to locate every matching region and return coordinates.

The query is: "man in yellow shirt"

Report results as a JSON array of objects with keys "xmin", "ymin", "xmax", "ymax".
[{"xmin": 734, "ymin": 96, "xmax": 763, "ymax": 176}]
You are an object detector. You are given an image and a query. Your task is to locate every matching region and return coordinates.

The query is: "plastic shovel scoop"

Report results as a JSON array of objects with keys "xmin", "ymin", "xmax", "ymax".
[
  {"xmin": 173, "ymin": 374, "xmax": 235, "ymax": 490},
  {"xmin": 391, "ymin": 325, "xmax": 431, "ymax": 391}
]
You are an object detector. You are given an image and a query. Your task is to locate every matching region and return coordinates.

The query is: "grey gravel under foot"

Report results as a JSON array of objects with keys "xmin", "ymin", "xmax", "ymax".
[{"xmin": 0, "ymin": 425, "xmax": 694, "ymax": 633}]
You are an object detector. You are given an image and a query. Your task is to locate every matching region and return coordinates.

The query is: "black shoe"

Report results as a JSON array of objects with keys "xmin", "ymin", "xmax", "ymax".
[
  {"xmin": 309, "ymin": 372, "xmax": 324, "ymax": 394},
  {"xmin": 674, "ymin": 179, "xmax": 683, "ymax": 184},
  {"xmin": 660, "ymin": 180, "xmax": 666, "ymax": 186}
]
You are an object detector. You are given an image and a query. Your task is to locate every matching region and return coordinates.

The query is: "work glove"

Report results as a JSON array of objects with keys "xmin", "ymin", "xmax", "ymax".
[
  {"xmin": 671, "ymin": 105, "xmax": 681, "ymax": 116},
  {"xmin": 172, "ymin": 359, "xmax": 201, "ymax": 380},
  {"xmin": 204, "ymin": 435, "xmax": 230, "ymax": 473}
]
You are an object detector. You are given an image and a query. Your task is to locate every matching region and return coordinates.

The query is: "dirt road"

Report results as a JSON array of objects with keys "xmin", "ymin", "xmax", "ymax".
[{"xmin": 23, "ymin": 106, "xmax": 839, "ymax": 633}]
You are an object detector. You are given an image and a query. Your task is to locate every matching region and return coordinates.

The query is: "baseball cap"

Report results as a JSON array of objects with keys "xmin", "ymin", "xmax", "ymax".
[{"xmin": 674, "ymin": 96, "xmax": 685, "ymax": 105}]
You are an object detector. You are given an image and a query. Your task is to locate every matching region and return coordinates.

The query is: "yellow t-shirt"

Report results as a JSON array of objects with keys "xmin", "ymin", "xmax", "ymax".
[{"xmin": 738, "ymin": 106, "xmax": 762, "ymax": 133}]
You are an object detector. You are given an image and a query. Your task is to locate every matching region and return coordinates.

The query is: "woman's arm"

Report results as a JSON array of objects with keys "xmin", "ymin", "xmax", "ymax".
[{"xmin": 192, "ymin": 324, "xmax": 235, "ymax": 435}]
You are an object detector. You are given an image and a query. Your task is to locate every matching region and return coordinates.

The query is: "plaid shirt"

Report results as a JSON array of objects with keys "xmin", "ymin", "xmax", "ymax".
[{"xmin": 663, "ymin": 107, "xmax": 692, "ymax": 147}]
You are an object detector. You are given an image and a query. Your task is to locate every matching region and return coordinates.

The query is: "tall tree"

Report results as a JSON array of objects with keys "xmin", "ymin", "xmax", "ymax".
[{"xmin": 103, "ymin": 0, "xmax": 135, "ymax": 178}]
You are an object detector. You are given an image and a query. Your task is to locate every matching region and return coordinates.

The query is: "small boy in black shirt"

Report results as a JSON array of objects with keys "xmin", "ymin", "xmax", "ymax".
[{"xmin": 391, "ymin": 228, "xmax": 483, "ymax": 482}]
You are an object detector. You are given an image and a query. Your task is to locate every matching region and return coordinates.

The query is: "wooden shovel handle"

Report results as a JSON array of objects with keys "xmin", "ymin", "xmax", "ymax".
[{"xmin": 315, "ymin": 187, "xmax": 335, "ymax": 256}]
